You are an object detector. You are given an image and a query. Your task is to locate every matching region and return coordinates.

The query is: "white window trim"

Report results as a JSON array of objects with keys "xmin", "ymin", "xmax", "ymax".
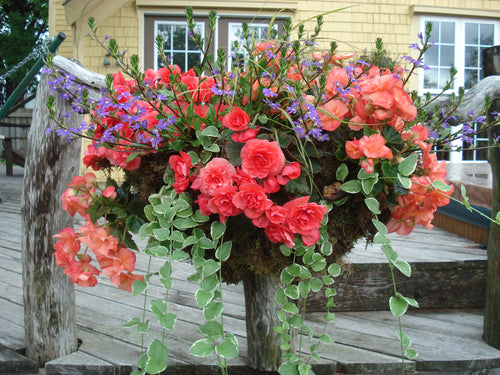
[
  {"xmin": 153, "ymin": 20, "xmax": 206, "ymax": 71},
  {"xmin": 418, "ymin": 15, "xmax": 500, "ymax": 96}
]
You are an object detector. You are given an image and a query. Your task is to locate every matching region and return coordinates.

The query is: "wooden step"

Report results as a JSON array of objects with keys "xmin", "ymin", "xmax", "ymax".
[{"xmin": 309, "ymin": 226, "xmax": 487, "ymax": 312}]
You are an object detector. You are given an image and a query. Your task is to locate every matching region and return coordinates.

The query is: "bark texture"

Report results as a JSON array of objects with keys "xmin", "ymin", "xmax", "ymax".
[
  {"xmin": 482, "ymin": 45, "xmax": 500, "ymax": 349},
  {"xmin": 22, "ymin": 57, "xmax": 104, "ymax": 364},
  {"xmin": 243, "ymin": 273, "xmax": 293, "ymax": 371}
]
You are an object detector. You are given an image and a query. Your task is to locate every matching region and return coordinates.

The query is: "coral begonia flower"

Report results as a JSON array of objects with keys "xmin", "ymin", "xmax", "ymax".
[
  {"xmin": 240, "ymin": 139, "xmax": 285, "ymax": 179},
  {"xmin": 222, "ymin": 107, "xmax": 250, "ymax": 131},
  {"xmin": 53, "ymin": 227, "xmax": 81, "ymax": 256},
  {"xmin": 114, "ymin": 272, "xmax": 145, "ymax": 293},
  {"xmin": 318, "ymin": 99, "xmax": 349, "ymax": 132},
  {"xmin": 359, "ymin": 134, "xmax": 393, "ymax": 159},
  {"xmin": 207, "ymin": 186, "xmax": 242, "ymax": 223},
  {"xmin": 232, "ymin": 183, "xmax": 273, "ymax": 219},
  {"xmin": 199, "ymin": 158, "xmax": 236, "ymax": 196}
]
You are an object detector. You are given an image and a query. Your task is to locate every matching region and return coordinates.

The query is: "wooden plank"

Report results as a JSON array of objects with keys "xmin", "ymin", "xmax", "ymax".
[{"xmin": 0, "ymin": 344, "xmax": 38, "ymax": 374}]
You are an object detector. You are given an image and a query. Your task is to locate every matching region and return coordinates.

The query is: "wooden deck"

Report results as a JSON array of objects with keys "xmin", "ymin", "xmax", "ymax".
[{"xmin": 1, "ymin": 165, "xmax": 500, "ymax": 374}]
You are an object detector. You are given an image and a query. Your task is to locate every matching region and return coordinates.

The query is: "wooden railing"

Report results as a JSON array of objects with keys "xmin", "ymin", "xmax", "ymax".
[{"xmin": 0, "ymin": 107, "xmax": 31, "ymax": 175}]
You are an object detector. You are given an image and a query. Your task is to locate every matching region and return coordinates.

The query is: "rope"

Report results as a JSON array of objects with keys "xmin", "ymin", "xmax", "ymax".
[{"xmin": 0, "ymin": 38, "xmax": 51, "ymax": 84}]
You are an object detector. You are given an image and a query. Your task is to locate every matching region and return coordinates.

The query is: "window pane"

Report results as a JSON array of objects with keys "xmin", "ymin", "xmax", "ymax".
[
  {"xmin": 476, "ymin": 140, "xmax": 489, "ymax": 160},
  {"xmin": 173, "ymin": 53, "xmax": 185, "ymax": 68},
  {"xmin": 439, "ymin": 68, "xmax": 452, "ymax": 89},
  {"xmin": 440, "ymin": 45, "xmax": 454, "ymax": 66},
  {"xmin": 429, "ymin": 21, "xmax": 439, "ymax": 43},
  {"xmin": 441, "ymin": 22, "xmax": 455, "ymax": 43},
  {"xmin": 465, "ymin": 23, "xmax": 478, "ymax": 44},
  {"xmin": 157, "ymin": 25, "xmax": 172, "ymax": 50},
  {"xmin": 187, "ymin": 52, "xmax": 202, "ymax": 70},
  {"xmin": 480, "ymin": 24, "xmax": 494, "ymax": 45},
  {"xmin": 187, "ymin": 24, "xmax": 203, "ymax": 50},
  {"xmin": 172, "ymin": 25, "xmax": 186, "ymax": 50},
  {"xmin": 424, "ymin": 69, "xmax": 438, "ymax": 89},
  {"xmin": 465, "ymin": 69, "xmax": 478, "ymax": 89},
  {"xmin": 425, "ymin": 45, "xmax": 439, "ymax": 66},
  {"xmin": 465, "ymin": 46, "xmax": 478, "ymax": 67}
]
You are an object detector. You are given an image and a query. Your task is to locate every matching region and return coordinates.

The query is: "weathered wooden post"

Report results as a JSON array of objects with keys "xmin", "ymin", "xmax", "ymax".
[
  {"xmin": 22, "ymin": 56, "xmax": 105, "ymax": 364},
  {"xmin": 482, "ymin": 46, "xmax": 500, "ymax": 349},
  {"xmin": 243, "ymin": 274, "xmax": 290, "ymax": 371}
]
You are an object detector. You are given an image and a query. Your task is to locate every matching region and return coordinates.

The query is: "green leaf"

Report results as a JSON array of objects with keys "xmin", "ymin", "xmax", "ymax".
[
  {"xmin": 169, "ymin": 230, "xmax": 186, "ymax": 243},
  {"xmin": 123, "ymin": 317, "xmax": 140, "ymax": 328},
  {"xmin": 289, "ymin": 314, "xmax": 304, "ymax": 328},
  {"xmin": 393, "ymin": 259, "xmax": 411, "ymax": 277},
  {"xmin": 282, "ymin": 302, "xmax": 299, "ymax": 314},
  {"xmin": 285, "ymin": 285, "xmax": 300, "ymax": 300},
  {"xmin": 362, "ymin": 177, "xmax": 378, "ymax": 195},
  {"xmin": 374, "ymin": 232, "xmax": 390, "ymax": 244},
  {"xmin": 405, "ymin": 348, "xmax": 418, "ymax": 360},
  {"xmin": 357, "ymin": 168, "xmax": 376, "ymax": 180},
  {"xmin": 320, "ymin": 241, "xmax": 333, "ymax": 256},
  {"xmin": 145, "ymin": 358, "xmax": 167, "ymax": 374},
  {"xmin": 327, "ymin": 263, "xmax": 341, "ymax": 277},
  {"xmin": 201, "ymin": 125, "xmax": 220, "ymax": 137},
  {"xmin": 324, "ymin": 312, "xmax": 336, "ymax": 322},
  {"xmin": 198, "ymin": 237, "xmax": 216, "ymax": 249},
  {"xmin": 146, "ymin": 245, "xmax": 168, "ymax": 257},
  {"xmin": 280, "ymin": 269, "xmax": 294, "ymax": 284},
  {"xmin": 381, "ymin": 244, "xmax": 398, "ymax": 262},
  {"xmin": 189, "ymin": 339, "xmax": 214, "ymax": 357},
  {"xmin": 310, "ymin": 277, "xmax": 323, "ymax": 292},
  {"xmin": 210, "ymin": 221, "xmax": 226, "ymax": 240},
  {"xmin": 153, "ymin": 227, "xmax": 170, "ymax": 242},
  {"xmin": 200, "ymin": 274, "xmax": 218, "ymax": 292},
  {"xmin": 204, "ymin": 143, "xmax": 220, "ymax": 152},
  {"xmin": 199, "ymin": 321, "xmax": 223, "ymax": 337},
  {"xmin": 215, "ymin": 336, "xmax": 239, "ymax": 359},
  {"xmin": 319, "ymin": 333, "xmax": 333, "ymax": 343},
  {"xmin": 298, "ymin": 363, "xmax": 313, "ymax": 375},
  {"xmin": 158, "ymin": 313, "xmax": 177, "ymax": 330},
  {"xmin": 203, "ymin": 301, "xmax": 224, "ymax": 320},
  {"xmin": 151, "ymin": 299, "xmax": 167, "ymax": 316},
  {"xmin": 336, "ymin": 163, "xmax": 348, "ymax": 181},
  {"xmin": 275, "ymin": 288, "xmax": 287, "ymax": 305},
  {"xmin": 215, "ymin": 241, "xmax": 232, "ymax": 261},
  {"xmin": 195, "ymin": 289, "xmax": 214, "ymax": 308},
  {"xmin": 148, "ymin": 339, "xmax": 169, "ymax": 362},
  {"xmin": 325, "ymin": 287, "xmax": 337, "ymax": 297},
  {"xmin": 298, "ymin": 281, "xmax": 311, "ymax": 298},
  {"xmin": 398, "ymin": 154, "xmax": 418, "ymax": 176},
  {"xmin": 171, "ymin": 249, "xmax": 189, "ymax": 261},
  {"xmin": 278, "ymin": 361, "xmax": 299, "ymax": 375},
  {"xmin": 372, "ymin": 218, "xmax": 388, "ymax": 235},
  {"xmin": 137, "ymin": 319, "xmax": 150, "ymax": 333},
  {"xmin": 202, "ymin": 259, "xmax": 220, "ymax": 277},
  {"xmin": 173, "ymin": 217, "xmax": 198, "ymax": 230},
  {"xmin": 396, "ymin": 330, "xmax": 411, "ymax": 349},
  {"xmin": 132, "ymin": 280, "xmax": 148, "ymax": 296},
  {"xmin": 341, "ymin": 180, "xmax": 361, "ymax": 194},
  {"xmin": 431, "ymin": 179, "xmax": 452, "ymax": 192},
  {"xmin": 389, "ymin": 295, "xmax": 408, "ymax": 317},
  {"xmin": 364, "ymin": 197, "xmax": 381, "ymax": 214},
  {"xmin": 398, "ymin": 174, "xmax": 412, "ymax": 189}
]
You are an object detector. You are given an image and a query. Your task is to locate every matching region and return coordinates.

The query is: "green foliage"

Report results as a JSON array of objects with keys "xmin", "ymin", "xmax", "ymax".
[{"xmin": 0, "ymin": 0, "xmax": 48, "ymax": 105}]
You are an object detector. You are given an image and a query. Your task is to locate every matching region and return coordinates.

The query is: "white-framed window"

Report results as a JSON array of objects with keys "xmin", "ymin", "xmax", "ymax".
[
  {"xmin": 154, "ymin": 20, "xmax": 205, "ymax": 71},
  {"xmin": 144, "ymin": 14, "xmax": 286, "ymax": 73},
  {"xmin": 419, "ymin": 16, "xmax": 500, "ymax": 161},
  {"xmin": 420, "ymin": 16, "xmax": 499, "ymax": 94},
  {"xmin": 227, "ymin": 22, "xmax": 278, "ymax": 69}
]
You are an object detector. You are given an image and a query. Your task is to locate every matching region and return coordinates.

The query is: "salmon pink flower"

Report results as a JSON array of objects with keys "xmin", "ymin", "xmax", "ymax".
[
  {"xmin": 103, "ymin": 186, "xmax": 117, "ymax": 199},
  {"xmin": 199, "ymin": 158, "xmax": 236, "ymax": 196},
  {"xmin": 265, "ymin": 223, "xmax": 295, "ymax": 248},
  {"xmin": 240, "ymin": 139, "xmax": 285, "ymax": 179},
  {"xmin": 232, "ymin": 183, "xmax": 273, "ymax": 219},
  {"xmin": 318, "ymin": 99, "xmax": 349, "ymax": 132},
  {"xmin": 222, "ymin": 107, "xmax": 250, "ymax": 131},
  {"xmin": 207, "ymin": 186, "xmax": 242, "ymax": 222}
]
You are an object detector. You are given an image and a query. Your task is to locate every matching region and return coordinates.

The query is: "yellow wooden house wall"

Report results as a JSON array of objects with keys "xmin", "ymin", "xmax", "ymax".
[{"xmin": 50, "ymin": 0, "xmax": 500, "ymax": 88}]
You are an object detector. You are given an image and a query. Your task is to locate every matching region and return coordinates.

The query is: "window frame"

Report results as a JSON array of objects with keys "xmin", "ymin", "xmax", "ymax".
[
  {"xmin": 418, "ymin": 15, "xmax": 500, "ymax": 162},
  {"xmin": 418, "ymin": 15, "xmax": 500, "ymax": 95}
]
